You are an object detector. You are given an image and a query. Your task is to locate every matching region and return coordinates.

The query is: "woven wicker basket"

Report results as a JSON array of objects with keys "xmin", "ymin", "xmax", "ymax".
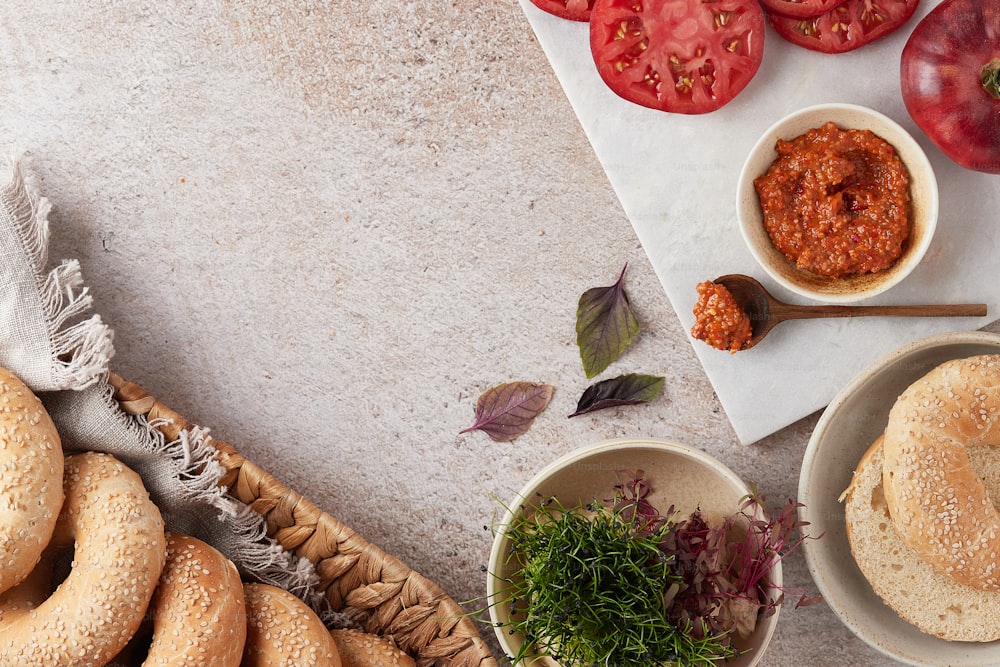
[{"xmin": 108, "ymin": 372, "xmax": 499, "ymax": 667}]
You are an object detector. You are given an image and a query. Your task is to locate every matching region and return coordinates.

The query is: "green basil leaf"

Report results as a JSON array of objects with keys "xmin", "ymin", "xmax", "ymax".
[
  {"xmin": 460, "ymin": 382, "xmax": 555, "ymax": 442},
  {"xmin": 576, "ymin": 264, "xmax": 639, "ymax": 378},
  {"xmin": 568, "ymin": 373, "xmax": 664, "ymax": 418}
]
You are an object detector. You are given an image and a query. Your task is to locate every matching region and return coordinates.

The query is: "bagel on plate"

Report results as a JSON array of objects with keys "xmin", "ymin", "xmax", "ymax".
[
  {"xmin": 882, "ymin": 354, "xmax": 1000, "ymax": 591},
  {"xmin": 843, "ymin": 435, "xmax": 1000, "ymax": 641}
]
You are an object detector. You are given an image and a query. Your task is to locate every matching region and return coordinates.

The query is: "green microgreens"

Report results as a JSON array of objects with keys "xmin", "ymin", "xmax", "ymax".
[
  {"xmin": 480, "ymin": 471, "xmax": 823, "ymax": 666},
  {"xmin": 493, "ymin": 493, "xmax": 737, "ymax": 667}
]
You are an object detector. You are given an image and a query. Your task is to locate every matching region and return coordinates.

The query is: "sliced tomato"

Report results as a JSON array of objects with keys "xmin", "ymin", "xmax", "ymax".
[
  {"xmin": 769, "ymin": 0, "xmax": 919, "ymax": 54},
  {"xmin": 759, "ymin": 0, "xmax": 841, "ymax": 18},
  {"xmin": 528, "ymin": 0, "xmax": 595, "ymax": 21},
  {"xmin": 589, "ymin": 0, "xmax": 765, "ymax": 114}
]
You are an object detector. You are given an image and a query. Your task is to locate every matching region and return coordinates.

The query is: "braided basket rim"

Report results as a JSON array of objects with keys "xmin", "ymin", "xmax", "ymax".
[{"xmin": 107, "ymin": 372, "xmax": 499, "ymax": 667}]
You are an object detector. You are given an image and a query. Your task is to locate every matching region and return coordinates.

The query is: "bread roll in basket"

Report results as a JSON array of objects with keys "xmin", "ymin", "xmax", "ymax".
[{"xmin": 107, "ymin": 372, "xmax": 497, "ymax": 667}]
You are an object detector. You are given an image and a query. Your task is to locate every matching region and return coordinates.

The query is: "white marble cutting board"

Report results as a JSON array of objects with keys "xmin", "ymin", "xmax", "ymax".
[{"xmin": 518, "ymin": 0, "xmax": 998, "ymax": 444}]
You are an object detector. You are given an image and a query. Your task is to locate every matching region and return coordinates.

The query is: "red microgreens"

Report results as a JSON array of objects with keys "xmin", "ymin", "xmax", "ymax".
[
  {"xmin": 610, "ymin": 468, "xmax": 672, "ymax": 535},
  {"xmin": 612, "ymin": 472, "xmax": 822, "ymax": 641},
  {"xmin": 721, "ymin": 488, "xmax": 824, "ymax": 619},
  {"xmin": 659, "ymin": 510, "xmax": 732, "ymax": 642}
]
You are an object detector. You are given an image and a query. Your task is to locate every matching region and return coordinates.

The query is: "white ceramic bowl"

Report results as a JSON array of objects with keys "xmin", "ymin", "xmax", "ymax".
[
  {"xmin": 800, "ymin": 331, "xmax": 1000, "ymax": 666},
  {"xmin": 737, "ymin": 103, "xmax": 938, "ymax": 303},
  {"xmin": 486, "ymin": 437, "xmax": 780, "ymax": 667}
]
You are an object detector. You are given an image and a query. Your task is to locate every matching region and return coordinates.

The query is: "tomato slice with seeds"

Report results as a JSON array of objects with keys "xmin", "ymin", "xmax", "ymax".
[
  {"xmin": 768, "ymin": 0, "xmax": 919, "ymax": 54},
  {"xmin": 528, "ymin": 0, "xmax": 596, "ymax": 21},
  {"xmin": 758, "ymin": 0, "xmax": 841, "ymax": 19},
  {"xmin": 589, "ymin": 0, "xmax": 766, "ymax": 114}
]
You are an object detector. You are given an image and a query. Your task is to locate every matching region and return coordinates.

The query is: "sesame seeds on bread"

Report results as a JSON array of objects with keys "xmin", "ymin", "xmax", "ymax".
[
  {"xmin": 0, "ymin": 452, "xmax": 167, "ymax": 665},
  {"xmin": 0, "ymin": 367, "xmax": 64, "ymax": 597},
  {"xmin": 882, "ymin": 354, "xmax": 1000, "ymax": 591},
  {"xmin": 242, "ymin": 582, "xmax": 342, "ymax": 667},
  {"xmin": 143, "ymin": 533, "xmax": 247, "ymax": 666},
  {"xmin": 330, "ymin": 628, "xmax": 415, "ymax": 667},
  {"xmin": 844, "ymin": 436, "xmax": 1000, "ymax": 642}
]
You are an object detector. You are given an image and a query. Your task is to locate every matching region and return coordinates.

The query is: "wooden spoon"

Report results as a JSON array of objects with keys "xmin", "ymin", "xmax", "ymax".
[{"xmin": 714, "ymin": 274, "xmax": 988, "ymax": 350}]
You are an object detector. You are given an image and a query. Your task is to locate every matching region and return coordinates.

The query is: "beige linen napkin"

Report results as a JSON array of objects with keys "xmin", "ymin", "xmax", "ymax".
[{"xmin": 0, "ymin": 159, "xmax": 341, "ymax": 621}]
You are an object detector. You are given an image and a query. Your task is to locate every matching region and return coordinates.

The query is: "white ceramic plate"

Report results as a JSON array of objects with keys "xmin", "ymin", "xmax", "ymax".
[
  {"xmin": 800, "ymin": 331, "xmax": 1000, "ymax": 666},
  {"xmin": 486, "ymin": 437, "xmax": 780, "ymax": 667}
]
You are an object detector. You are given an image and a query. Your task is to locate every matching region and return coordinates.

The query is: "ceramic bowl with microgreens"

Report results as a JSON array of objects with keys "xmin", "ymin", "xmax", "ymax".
[{"xmin": 485, "ymin": 438, "xmax": 789, "ymax": 667}]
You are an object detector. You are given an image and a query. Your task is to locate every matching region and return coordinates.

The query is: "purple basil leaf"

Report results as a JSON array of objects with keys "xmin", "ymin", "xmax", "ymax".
[
  {"xmin": 460, "ymin": 381, "xmax": 555, "ymax": 442},
  {"xmin": 576, "ymin": 264, "xmax": 640, "ymax": 379},
  {"xmin": 568, "ymin": 373, "xmax": 664, "ymax": 417}
]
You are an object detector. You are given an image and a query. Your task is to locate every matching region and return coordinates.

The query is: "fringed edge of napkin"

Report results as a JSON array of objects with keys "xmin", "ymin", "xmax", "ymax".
[
  {"xmin": 3, "ymin": 159, "xmax": 350, "ymax": 626},
  {"xmin": 86, "ymin": 371, "xmax": 343, "ymax": 622},
  {"xmin": 148, "ymin": 414, "xmax": 356, "ymax": 628},
  {"xmin": 151, "ymin": 417, "xmax": 333, "ymax": 613},
  {"xmin": 0, "ymin": 159, "xmax": 113, "ymax": 390},
  {"xmin": 158, "ymin": 420, "xmax": 353, "ymax": 627},
  {"xmin": 155, "ymin": 421, "xmax": 326, "ymax": 597}
]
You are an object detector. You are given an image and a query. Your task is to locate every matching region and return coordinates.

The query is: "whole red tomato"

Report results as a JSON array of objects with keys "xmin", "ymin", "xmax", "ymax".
[
  {"xmin": 900, "ymin": 0, "xmax": 1000, "ymax": 174},
  {"xmin": 589, "ymin": 0, "xmax": 765, "ymax": 114}
]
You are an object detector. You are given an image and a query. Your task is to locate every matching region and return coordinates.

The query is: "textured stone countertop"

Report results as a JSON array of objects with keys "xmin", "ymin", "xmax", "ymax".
[{"xmin": 0, "ymin": 3, "xmax": 990, "ymax": 665}]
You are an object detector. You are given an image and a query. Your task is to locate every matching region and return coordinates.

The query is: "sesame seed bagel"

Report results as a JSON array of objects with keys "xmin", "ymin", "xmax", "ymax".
[
  {"xmin": 141, "ymin": 532, "xmax": 247, "ymax": 666},
  {"xmin": 0, "ymin": 542, "xmax": 57, "ymax": 624},
  {"xmin": 242, "ymin": 582, "xmax": 342, "ymax": 667},
  {"xmin": 0, "ymin": 451, "xmax": 167, "ymax": 666},
  {"xmin": 329, "ymin": 628, "xmax": 415, "ymax": 667},
  {"xmin": 0, "ymin": 366, "xmax": 64, "ymax": 596},
  {"xmin": 844, "ymin": 436, "xmax": 1000, "ymax": 641},
  {"xmin": 882, "ymin": 354, "xmax": 1000, "ymax": 591}
]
